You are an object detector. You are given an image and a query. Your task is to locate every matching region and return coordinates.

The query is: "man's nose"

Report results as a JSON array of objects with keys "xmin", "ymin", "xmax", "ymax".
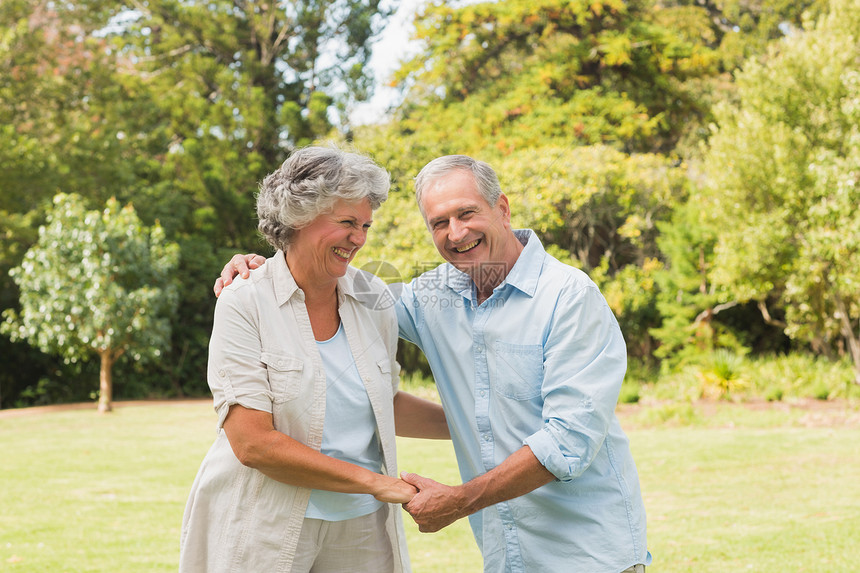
[{"xmin": 448, "ymin": 219, "xmax": 469, "ymax": 242}]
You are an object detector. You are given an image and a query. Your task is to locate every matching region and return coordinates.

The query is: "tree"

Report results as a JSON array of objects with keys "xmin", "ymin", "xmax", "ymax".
[
  {"xmin": 2, "ymin": 194, "xmax": 180, "ymax": 412},
  {"xmin": 0, "ymin": 0, "xmax": 156, "ymax": 406},
  {"xmin": 648, "ymin": 0, "xmax": 830, "ymax": 69},
  {"xmin": 88, "ymin": 0, "xmax": 392, "ymax": 245},
  {"xmin": 700, "ymin": 0, "xmax": 860, "ymax": 382},
  {"xmin": 497, "ymin": 145, "xmax": 687, "ymax": 357},
  {"xmin": 388, "ymin": 0, "xmax": 717, "ymax": 156},
  {"xmin": 0, "ymin": 0, "xmax": 393, "ymax": 405},
  {"xmin": 93, "ymin": 1, "xmax": 393, "ymax": 398}
]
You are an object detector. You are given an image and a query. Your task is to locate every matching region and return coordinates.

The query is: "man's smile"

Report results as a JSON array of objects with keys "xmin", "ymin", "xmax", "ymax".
[{"xmin": 454, "ymin": 239, "xmax": 481, "ymax": 253}]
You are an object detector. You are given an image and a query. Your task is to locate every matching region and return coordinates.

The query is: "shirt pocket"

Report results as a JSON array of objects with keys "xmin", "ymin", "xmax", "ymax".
[
  {"xmin": 260, "ymin": 351, "xmax": 303, "ymax": 404},
  {"xmin": 492, "ymin": 341, "xmax": 544, "ymax": 400}
]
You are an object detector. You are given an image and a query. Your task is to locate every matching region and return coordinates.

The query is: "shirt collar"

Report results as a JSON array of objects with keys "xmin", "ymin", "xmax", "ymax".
[
  {"xmin": 273, "ymin": 250, "xmax": 362, "ymax": 305},
  {"xmin": 444, "ymin": 229, "xmax": 545, "ymax": 299},
  {"xmin": 504, "ymin": 229, "xmax": 544, "ymax": 297},
  {"xmin": 272, "ymin": 250, "xmax": 299, "ymax": 306},
  {"xmin": 337, "ymin": 266, "xmax": 358, "ymax": 299}
]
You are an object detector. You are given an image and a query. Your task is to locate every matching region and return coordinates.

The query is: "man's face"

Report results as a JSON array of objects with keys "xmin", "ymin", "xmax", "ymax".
[{"xmin": 420, "ymin": 169, "xmax": 513, "ymax": 275}]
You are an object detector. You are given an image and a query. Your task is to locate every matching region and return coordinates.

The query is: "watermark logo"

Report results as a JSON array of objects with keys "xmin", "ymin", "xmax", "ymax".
[
  {"xmin": 352, "ymin": 260, "xmax": 405, "ymax": 310},
  {"xmin": 352, "ymin": 260, "xmax": 510, "ymax": 310},
  {"xmin": 476, "ymin": 261, "xmax": 507, "ymax": 289}
]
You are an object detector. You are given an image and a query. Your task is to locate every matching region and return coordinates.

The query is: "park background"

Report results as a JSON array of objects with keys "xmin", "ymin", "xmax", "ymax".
[{"xmin": 1, "ymin": 0, "xmax": 859, "ymax": 569}]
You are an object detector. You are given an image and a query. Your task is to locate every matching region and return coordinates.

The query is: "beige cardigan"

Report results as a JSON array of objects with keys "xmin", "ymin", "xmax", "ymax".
[{"xmin": 180, "ymin": 251, "xmax": 410, "ymax": 572}]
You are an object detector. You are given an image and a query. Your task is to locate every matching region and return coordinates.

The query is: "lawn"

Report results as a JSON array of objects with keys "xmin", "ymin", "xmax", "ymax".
[{"xmin": 1, "ymin": 400, "xmax": 858, "ymax": 572}]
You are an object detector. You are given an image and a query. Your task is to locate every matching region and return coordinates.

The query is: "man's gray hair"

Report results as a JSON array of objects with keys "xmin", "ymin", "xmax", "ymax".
[
  {"xmin": 414, "ymin": 155, "xmax": 502, "ymax": 216},
  {"xmin": 257, "ymin": 145, "xmax": 389, "ymax": 251}
]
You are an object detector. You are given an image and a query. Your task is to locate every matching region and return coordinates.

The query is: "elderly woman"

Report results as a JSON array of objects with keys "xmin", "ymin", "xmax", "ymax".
[{"xmin": 180, "ymin": 146, "xmax": 449, "ymax": 573}]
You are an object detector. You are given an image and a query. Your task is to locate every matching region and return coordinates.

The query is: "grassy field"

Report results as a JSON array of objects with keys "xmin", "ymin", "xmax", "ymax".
[{"xmin": 1, "ymin": 400, "xmax": 858, "ymax": 572}]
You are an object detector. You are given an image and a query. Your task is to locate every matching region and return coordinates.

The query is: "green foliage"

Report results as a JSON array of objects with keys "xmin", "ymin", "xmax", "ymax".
[
  {"xmin": 647, "ymin": 351, "xmax": 859, "ymax": 403},
  {"xmin": 618, "ymin": 380, "xmax": 642, "ymax": 404},
  {"xmin": 0, "ymin": 0, "xmax": 193, "ymax": 406},
  {"xmin": 649, "ymin": 0, "xmax": 830, "ymax": 69},
  {"xmin": 701, "ymin": 0, "xmax": 860, "ymax": 381},
  {"xmin": 593, "ymin": 258, "xmax": 665, "ymax": 358},
  {"xmin": 699, "ymin": 349, "xmax": 747, "ymax": 398},
  {"xmin": 636, "ymin": 401, "xmax": 701, "ymax": 425},
  {"xmin": 103, "ymin": 0, "xmax": 388, "ymax": 163},
  {"xmin": 2, "ymin": 0, "xmax": 859, "ymax": 405},
  {"xmin": 1, "ymin": 194, "xmax": 180, "ymax": 408},
  {"xmin": 390, "ymin": 0, "xmax": 717, "ymax": 155},
  {"xmin": 496, "ymin": 145, "xmax": 688, "ymax": 271},
  {"xmin": 743, "ymin": 353, "xmax": 859, "ymax": 401},
  {"xmin": 650, "ymin": 196, "xmax": 749, "ymax": 362},
  {"xmin": 497, "ymin": 145, "xmax": 687, "ymax": 356},
  {"xmin": 0, "ymin": 1, "xmax": 391, "ymax": 406},
  {"xmin": 91, "ymin": 1, "xmax": 392, "ymax": 398}
]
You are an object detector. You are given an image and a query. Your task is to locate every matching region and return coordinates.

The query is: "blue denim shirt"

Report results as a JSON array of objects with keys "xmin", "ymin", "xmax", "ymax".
[{"xmin": 396, "ymin": 230, "xmax": 649, "ymax": 573}]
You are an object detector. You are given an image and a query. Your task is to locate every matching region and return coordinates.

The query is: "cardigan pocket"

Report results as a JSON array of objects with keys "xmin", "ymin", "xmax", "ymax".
[{"xmin": 260, "ymin": 352, "xmax": 303, "ymax": 404}]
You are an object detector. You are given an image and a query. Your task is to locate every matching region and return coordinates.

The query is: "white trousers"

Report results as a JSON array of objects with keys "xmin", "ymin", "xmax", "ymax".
[{"xmin": 291, "ymin": 506, "xmax": 394, "ymax": 573}]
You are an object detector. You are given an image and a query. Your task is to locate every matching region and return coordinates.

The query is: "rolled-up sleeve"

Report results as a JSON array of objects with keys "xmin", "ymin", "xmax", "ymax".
[
  {"xmin": 524, "ymin": 284, "xmax": 627, "ymax": 482},
  {"xmin": 208, "ymin": 286, "xmax": 273, "ymax": 430}
]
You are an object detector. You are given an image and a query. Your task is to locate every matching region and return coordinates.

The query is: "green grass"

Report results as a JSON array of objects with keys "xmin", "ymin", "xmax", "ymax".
[
  {"xmin": 1, "ymin": 400, "xmax": 859, "ymax": 572},
  {"xmin": 633, "ymin": 425, "xmax": 860, "ymax": 570}
]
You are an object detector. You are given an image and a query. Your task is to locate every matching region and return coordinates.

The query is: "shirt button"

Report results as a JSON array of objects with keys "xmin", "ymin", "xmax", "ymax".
[
  {"xmin": 483, "ymin": 433, "xmax": 491, "ymax": 441},
  {"xmin": 218, "ymin": 370, "xmax": 226, "ymax": 378},
  {"xmin": 479, "ymin": 390, "xmax": 486, "ymax": 397},
  {"xmin": 475, "ymin": 345, "xmax": 484, "ymax": 353},
  {"xmin": 277, "ymin": 360, "xmax": 284, "ymax": 367},
  {"xmin": 505, "ymin": 523, "xmax": 513, "ymax": 530}
]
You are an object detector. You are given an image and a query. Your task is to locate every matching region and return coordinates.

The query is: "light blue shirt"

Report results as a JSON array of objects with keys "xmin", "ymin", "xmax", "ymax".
[
  {"xmin": 396, "ymin": 230, "xmax": 650, "ymax": 573},
  {"xmin": 306, "ymin": 323, "xmax": 384, "ymax": 521}
]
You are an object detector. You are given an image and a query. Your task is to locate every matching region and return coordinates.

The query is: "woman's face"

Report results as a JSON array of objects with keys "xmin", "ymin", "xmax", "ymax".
[{"xmin": 288, "ymin": 198, "xmax": 373, "ymax": 284}]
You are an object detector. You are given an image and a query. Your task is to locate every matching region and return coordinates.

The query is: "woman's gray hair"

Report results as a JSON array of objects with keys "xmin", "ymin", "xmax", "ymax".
[
  {"xmin": 257, "ymin": 146, "xmax": 390, "ymax": 251},
  {"xmin": 414, "ymin": 155, "xmax": 502, "ymax": 216}
]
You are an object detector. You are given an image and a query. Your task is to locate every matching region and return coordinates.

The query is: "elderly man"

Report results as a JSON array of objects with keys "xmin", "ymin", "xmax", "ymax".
[{"xmin": 217, "ymin": 155, "xmax": 650, "ymax": 573}]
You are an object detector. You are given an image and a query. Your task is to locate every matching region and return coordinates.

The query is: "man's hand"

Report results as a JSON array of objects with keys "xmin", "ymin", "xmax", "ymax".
[
  {"xmin": 214, "ymin": 253, "xmax": 267, "ymax": 296},
  {"xmin": 400, "ymin": 472, "xmax": 470, "ymax": 533},
  {"xmin": 402, "ymin": 447, "xmax": 555, "ymax": 533}
]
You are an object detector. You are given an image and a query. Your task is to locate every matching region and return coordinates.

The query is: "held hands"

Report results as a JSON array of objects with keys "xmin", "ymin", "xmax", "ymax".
[
  {"xmin": 213, "ymin": 253, "xmax": 267, "ymax": 296},
  {"xmin": 373, "ymin": 475, "xmax": 419, "ymax": 505},
  {"xmin": 400, "ymin": 472, "xmax": 468, "ymax": 533}
]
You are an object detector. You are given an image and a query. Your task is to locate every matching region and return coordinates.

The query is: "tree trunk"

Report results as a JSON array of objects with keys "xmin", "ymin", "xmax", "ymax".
[
  {"xmin": 834, "ymin": 295, "xmax": 860, "ymax": 385},
  {"xmin": 98, "ymin": 350, "xmax": 114, "ymax": 413}
]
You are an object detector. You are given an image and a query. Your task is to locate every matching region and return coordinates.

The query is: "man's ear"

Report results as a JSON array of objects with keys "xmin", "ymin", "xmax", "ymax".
[{"xmin": 497, "ymin": 193, "xmax": 512, "ymax": 224}]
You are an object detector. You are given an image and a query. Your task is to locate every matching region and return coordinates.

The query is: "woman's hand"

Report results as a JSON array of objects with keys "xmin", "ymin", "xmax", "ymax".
[{"xmin": 372, "ymin": 475, "xmax": 418, "ymax": 504}]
